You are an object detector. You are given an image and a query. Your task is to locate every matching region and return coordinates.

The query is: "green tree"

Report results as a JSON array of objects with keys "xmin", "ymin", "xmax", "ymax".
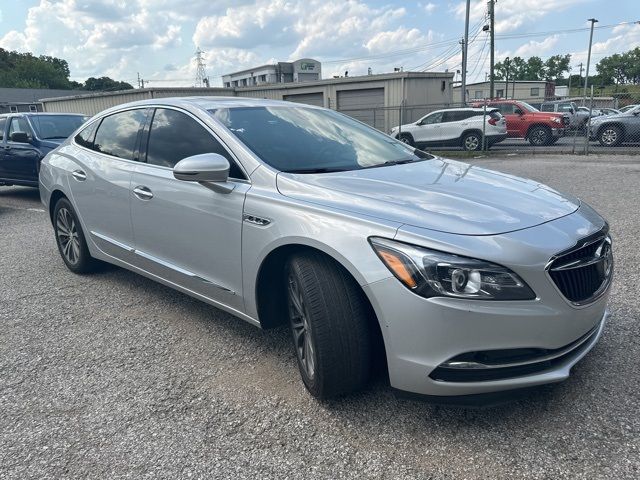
[
  {"xmin": 525, "ymin": 56, "xmax": 545, "ymax": 80},
  {"xmin": 544, "ymin": 54, "xmax": 571, "ymax": 81},
  {"xmin": 83, "ymin": 76, "xmax": 133, "ymax": 91}
]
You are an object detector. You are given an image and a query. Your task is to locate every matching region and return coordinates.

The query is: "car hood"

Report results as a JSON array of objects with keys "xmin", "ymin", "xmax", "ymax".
[{"xmin": 276, "ymin": 157, "xmax": 580, "ymax": 235}]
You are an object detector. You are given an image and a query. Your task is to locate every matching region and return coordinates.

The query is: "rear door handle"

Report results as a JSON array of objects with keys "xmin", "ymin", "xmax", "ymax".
[
  {"xmin": 72, "ymin": 170, "xmax": 86, "ymax": 181},
  {"xmin": 133, "ymin": 186, "xmax": 153, "ymax": 200}
]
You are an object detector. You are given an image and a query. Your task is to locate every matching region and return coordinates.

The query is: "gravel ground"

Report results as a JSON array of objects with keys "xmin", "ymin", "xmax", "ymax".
[{"xmin": 1, "ymin": 154, "xmax": 638, "ymax": 479}]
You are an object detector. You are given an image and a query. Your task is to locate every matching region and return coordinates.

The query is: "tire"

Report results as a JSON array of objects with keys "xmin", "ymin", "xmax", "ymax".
[
  {"xmin": 286, "ymin": 252, "xmax": 372, "ymax": 399},
  {"xmin": 397, "ymin": 133, "xmax": 414, "ymax": 146},
  {"xmin": 53, "ymin": 198, "xmax": 99, "ymax": 274},
  {"xmin": 598, "ymin": 125, "xmax": 623, "ymax": 147},
  {"xmin": 461, "ymin": 132, "xmax": 482, "ymax": 151},
  {"xmin": 528, "ymin": 126, "xmax": 552, "ymax": 146}
]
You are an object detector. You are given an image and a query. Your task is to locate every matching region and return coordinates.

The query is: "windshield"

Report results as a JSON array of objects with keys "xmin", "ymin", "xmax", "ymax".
[
  {"xmin": 518, "ymin": 101, "xmax": 540, "ymax": 113},
  {"xmin": 29, "ymin": 115, "xmax": 87, "ymax": 140},
  {"xmin": 209, "ymin": 106, "xmax": 431, "ymax": 173}
]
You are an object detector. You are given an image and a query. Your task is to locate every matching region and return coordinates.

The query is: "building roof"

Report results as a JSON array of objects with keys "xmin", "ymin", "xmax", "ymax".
[
  {"xmin": 454, "ymin": 80, "xmax": 552, "ymax": 89},
  {"xmin": 0, "ymin": 87, "xmax": 84, "ymax": 104}
]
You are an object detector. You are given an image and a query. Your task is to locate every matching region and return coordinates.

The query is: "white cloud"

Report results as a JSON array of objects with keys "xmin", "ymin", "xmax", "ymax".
[
  {"xmin": 422, "ymin": 2, "xmax": 436, "ymax": 14},
  {"xmin": 514, "ymin": 35, "xmax": 560, "ymax": 57}
]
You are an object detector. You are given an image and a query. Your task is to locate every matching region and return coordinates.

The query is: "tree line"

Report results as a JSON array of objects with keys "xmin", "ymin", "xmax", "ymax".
[
  {"xmin": 0, "ymin": 48, "xmax": 133, "ymax": 91},
  {"xmin": 492, "ymin": 47, "xmax": 640, "ymax": 87}
]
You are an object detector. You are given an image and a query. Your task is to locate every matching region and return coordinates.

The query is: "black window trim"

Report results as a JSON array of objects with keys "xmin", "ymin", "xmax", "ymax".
[{"xmin": 139, "ymin": 105, "xmax": 249, "ymax": 181}]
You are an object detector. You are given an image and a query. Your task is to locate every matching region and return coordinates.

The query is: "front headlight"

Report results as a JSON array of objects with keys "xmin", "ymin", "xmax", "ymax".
[
  {"xmin": 390, "ymin": 126, "xmax": 399, "ymax": 133},
  {"xmin": 369, "ymin": 237, "xmax": 536, "ymax": 300},
  {"xmin": 551, "ymin": 117, "xmax": 562, "ymax": 124}
]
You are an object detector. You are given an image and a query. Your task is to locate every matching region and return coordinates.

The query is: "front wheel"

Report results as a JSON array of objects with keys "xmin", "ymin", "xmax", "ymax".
[
  {"xmin": 528, "ymin": 126, "xmax": 551, "ymax": 146},
  {"xmin": 598, "ymin": 126, "xmax": 623, "ymax": 147},
  {"xmin": 286, "ymin": 252, "xmax": 373, "ymax": 399},
  {"xmin": 397, "ymin": 133, "xmax": 414, "ymax": 146},
  {"xmin": 53, "ymin": 198, "xmax": 100, "ymax": 274}
]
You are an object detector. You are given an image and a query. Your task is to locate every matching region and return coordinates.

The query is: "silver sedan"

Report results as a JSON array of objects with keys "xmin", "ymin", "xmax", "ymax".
[{"xmin": 39, "ymin": 97, "xmax": 613, "ymax": 402}]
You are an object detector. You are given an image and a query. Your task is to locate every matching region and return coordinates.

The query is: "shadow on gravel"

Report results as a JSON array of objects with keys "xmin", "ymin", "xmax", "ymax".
[{"xmin": 0, "ymin": 186, "xmax": 40, "ymax": 200}]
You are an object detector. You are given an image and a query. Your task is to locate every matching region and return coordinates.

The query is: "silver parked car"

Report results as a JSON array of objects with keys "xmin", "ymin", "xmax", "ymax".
[{"xmin": 39, "ymin": 98, "xmax": 613, "ymax": 402}]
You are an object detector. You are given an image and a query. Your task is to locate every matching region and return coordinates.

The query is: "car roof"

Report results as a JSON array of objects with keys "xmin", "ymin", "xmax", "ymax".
[
  {"xmin": 0, "ymin": 112, "xmax": 85, "ymax": 118},
  {"xmin": 109, "ymin": 96, "xmax": 306, "ymax": 111}
]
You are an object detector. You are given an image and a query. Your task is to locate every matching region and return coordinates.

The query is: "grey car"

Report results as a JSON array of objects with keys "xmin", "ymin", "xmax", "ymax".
[
  {"xmin": 589, "ymin": 105, "xmax": 640, "ymax": 146},
  {"xmin": 39, "ymin": 98, "xmax": 613, "ymax": 402}
]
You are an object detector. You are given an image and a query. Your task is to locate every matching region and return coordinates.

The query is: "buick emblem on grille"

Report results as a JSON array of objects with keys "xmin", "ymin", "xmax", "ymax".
[{"xmin": 548, "ymin": 233, "xmax": 613, "ymax": 305}]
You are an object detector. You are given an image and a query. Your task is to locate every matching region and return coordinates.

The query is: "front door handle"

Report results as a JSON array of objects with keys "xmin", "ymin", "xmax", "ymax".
[
  {"xmin": 133, "ymin": 186, "xmax": 153, "ymax": 200},
  {"xmin": 72, "ymin": 169, "xmax": 86, "ymax": 181}
]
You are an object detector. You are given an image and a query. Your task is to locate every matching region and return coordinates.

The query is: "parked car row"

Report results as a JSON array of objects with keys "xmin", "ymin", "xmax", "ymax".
[{"xmin": 390, "ymin": 100, "xmax": 639, "ymax": 150}]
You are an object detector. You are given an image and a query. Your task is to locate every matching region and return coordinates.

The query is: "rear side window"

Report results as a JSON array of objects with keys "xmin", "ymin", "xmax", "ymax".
[
  {"xmin": 93, "ymin": 109, "xmax": 146, "ymax": 160},
  {"xmin": 74, "ymin": 122, "xmax": 98, "ymax": 149},
  {"xmin": 145, "ymin": 108, "xmax": 244, "ymax": 179},
  {"xmin": 0, "ymin": 118, "xmax": 5, "ymax": 140},
  {"xmin": 442, "ymin": 111, "xmax": 470, "ymax": 122}
]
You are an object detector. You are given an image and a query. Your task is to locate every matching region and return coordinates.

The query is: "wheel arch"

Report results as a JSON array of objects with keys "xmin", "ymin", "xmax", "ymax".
[
  {"xmin": 48, "ymin": 189, "xmax": 69, "ymax": 224},
  {"xmin": 596, "ymin": 122, "xmax": 626, "ymax": 137}
]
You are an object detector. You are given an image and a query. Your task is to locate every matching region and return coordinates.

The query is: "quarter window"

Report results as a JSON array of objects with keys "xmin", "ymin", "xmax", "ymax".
[
  {"xmin": 145, "ymin": 108, "xmax": 244, "ymax": 178},
  {"xmin": 75, "ymin": 122, "xmax": 98, "ymax": 149},
  {"xmin": 93, "ymin": 109, "xmax": 147, "ymax": 161}
]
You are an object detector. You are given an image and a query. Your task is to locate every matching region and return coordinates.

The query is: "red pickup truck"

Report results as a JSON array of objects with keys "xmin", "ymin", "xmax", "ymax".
[{"xmin": 472, "ymin": 99, "xmax": 569, "ymax": 146}]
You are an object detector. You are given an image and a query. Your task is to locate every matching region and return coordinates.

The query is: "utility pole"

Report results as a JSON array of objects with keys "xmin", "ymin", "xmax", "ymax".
[
  {"xmin": 504, "ymin": 57, "xmax": 510, "ymax": 99},
  {"xmin": 488, "ymin": 0, "xmax": 495, "ymax": 99},
  {"xmin": 582, "ymin": 18, "xmax": 598, "ymax": 103},
  {"xmin": 461, "ymin": 0, "xmax": 471, "ymax": 105},
  {"xmin": 194, "ymin": 47, "xmax": 208, "ymax": 88},
  {"xmin": 577, "ymin": 62, "xmax": 584, "ymax": 93}
]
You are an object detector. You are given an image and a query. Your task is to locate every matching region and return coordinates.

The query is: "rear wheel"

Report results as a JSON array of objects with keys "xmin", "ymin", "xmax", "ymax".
[
  {"xmin": 461, "ymin": 132, "xmax": 482, "ymax": 151},
  {"xmin": 397, "ymin": 133, "xmax": 414, "ymax": 146},
  {"xmin": 528, "ymin": 126, "xmax": 552, "ymax": 146},
  {"xmin": 53, "ymin": 198, "xmax": 99, "ymax": 274},
  {"xmin": 286, "ymin": 252, "xmax": 372, "ymax": 399},
  {"xmin": 598, "ymin": 125, "xmax": 623, "ymax": 147}
]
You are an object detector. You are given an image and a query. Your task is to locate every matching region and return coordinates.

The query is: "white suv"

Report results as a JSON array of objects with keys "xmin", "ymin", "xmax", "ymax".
[{"xmin": 390, "ymin": 108, "xmax": 507, "ymax": 151}]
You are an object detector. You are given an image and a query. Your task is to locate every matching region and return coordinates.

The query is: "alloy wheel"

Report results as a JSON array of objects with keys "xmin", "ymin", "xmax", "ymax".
[
  {"xmin": 288, "ymin": 273, "xmax": 316, "ymax": 379},
  {"xmin": 464, "ymin": 135, "xmax": 480, "ymax": 151},
  {"xmin": 601, "ymin": 128, "xmax": 618, "ymax": 146},
  {"xmin": 531, "ymin": 129, "xmax": 547, "ymax": 145},
  {"xmin": 56, "ymin": 207, "xmax": 81, "ymax": 265}
]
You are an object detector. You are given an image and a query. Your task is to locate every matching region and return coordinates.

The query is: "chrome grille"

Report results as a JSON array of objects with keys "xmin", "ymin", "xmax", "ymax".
[{"xmin": 548, "ymin": 230, "xmax": 613, "ymax": 305}]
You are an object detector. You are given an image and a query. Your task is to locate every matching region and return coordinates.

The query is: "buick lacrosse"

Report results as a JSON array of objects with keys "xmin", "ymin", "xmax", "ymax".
[{"xmin": 40, "ymin": 98, "xmax": 612, "ymax": 402}]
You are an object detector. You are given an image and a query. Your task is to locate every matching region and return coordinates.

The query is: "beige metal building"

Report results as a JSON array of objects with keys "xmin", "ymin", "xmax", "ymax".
[
  {"xmin": 41, "ymin": 71, "xmax": 454, "ymax": 133},
  {"xmin": 454, "ymin": 80, "xmax": 555, "ymax": 103}
]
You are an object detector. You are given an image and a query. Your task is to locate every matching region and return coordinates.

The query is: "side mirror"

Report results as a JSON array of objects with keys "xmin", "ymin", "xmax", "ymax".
[
  {"xmin": 173, "ymin": 153, "xmax": 234, "ymax": 194},
  {"xmin": 10, "ymin": 132, "xmax": 30, "ymax": 143},
  {"xmin": 514, "ymin": 109, "xmax": 523, "ymax": 116}
]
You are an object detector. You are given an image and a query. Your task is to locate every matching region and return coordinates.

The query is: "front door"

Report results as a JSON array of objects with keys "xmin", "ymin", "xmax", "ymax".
[
  {"xmin": 2, "ymin": 116, "xmax": 40, "ymax": 182},
  {"xmin": 130, "ymin": 107, "xmax": 249, "ymax": 311},
  {"xmin": 413, "ymin": 111, "xmax": 444, "ymax": 143}
]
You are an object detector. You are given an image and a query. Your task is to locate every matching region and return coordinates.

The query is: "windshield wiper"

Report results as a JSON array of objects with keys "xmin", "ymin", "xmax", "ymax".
[{"xmin": 283, "ymin": 167, "xmax": 351, "ymax": 174}]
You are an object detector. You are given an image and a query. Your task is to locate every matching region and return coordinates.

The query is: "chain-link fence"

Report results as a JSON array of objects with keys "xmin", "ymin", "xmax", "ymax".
[{"xmin": 336, "ymin": 95, "xmax": 639, "ymax": 156}]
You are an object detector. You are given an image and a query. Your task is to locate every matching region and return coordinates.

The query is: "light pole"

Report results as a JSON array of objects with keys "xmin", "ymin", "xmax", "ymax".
[
  {"xmin": 582, "ymin": 18, "xmax": 598, "ymax": 104},
  {"xmin": 461, "ymin": 0, "xmax": 471, "ymax": 105}
]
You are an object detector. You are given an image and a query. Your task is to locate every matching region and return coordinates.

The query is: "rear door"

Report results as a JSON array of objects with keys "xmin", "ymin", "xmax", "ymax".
[
  {"xmin": 3, "ymin": 116, "xmax": 40, "ymax": 182},
  {"xmin": 0, "ymin": 117, "xmax": 7, "ymax": 178},
  {"xmin": 68, "ymin": 109, "xmax": 147, "ymax": 261},
  {"xmin": 130, "ymin": 107, "xmax": 250, "ymax": 310},
  {"xmin": 440, "ymin": 111, "xmax": 467, "ymax": 142}
]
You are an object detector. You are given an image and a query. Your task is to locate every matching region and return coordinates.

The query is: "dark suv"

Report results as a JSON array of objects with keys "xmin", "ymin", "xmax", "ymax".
[{"xmin": 0, "ymin": 112, "xmax": 87, "ymax": 187}]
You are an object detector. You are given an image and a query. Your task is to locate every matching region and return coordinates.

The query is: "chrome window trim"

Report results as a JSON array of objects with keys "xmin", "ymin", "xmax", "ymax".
[{"xmin": 71, "ymin": 105, "xmax": 251, "ymax": 183}]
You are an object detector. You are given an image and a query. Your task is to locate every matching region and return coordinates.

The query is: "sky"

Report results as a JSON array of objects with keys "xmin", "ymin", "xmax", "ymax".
[{"xmin": 0, "ymin": 0, "xmax": 638, "ymax": 88}]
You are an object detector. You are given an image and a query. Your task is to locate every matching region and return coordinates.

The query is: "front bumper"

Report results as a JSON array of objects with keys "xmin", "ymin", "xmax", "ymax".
[
  {"xmin": 551, "ymin": 127, "xmax": 565, "ymax": 137},
  {"xmin": 362, "ymin": 209, "xmax": 610, "ymax": 398}
]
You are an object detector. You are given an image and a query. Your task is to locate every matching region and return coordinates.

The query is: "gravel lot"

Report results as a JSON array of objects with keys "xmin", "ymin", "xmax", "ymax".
[{"xmin": 1, "ymin": 154, "xmax": 638, "ymax": 479}]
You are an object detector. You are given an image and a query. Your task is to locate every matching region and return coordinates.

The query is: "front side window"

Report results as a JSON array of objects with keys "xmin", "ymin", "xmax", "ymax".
[
  {"xmin": 146, "ymin": 108, "xmax": 244, "ymax": 178},
  {"xmin": 491, "ymin": 103, "xmax": 514, "ymax": 115},
  {"xmin": 422, "ymin": 111, "xmax": 443, "ymax": 125},
  {"xmin": 210, "ymin": 106, "xmax": 432, "ymax": 173},
  {"xmin": 93, "ymin": 109, "xmax": 147, "ymax": 160}
]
